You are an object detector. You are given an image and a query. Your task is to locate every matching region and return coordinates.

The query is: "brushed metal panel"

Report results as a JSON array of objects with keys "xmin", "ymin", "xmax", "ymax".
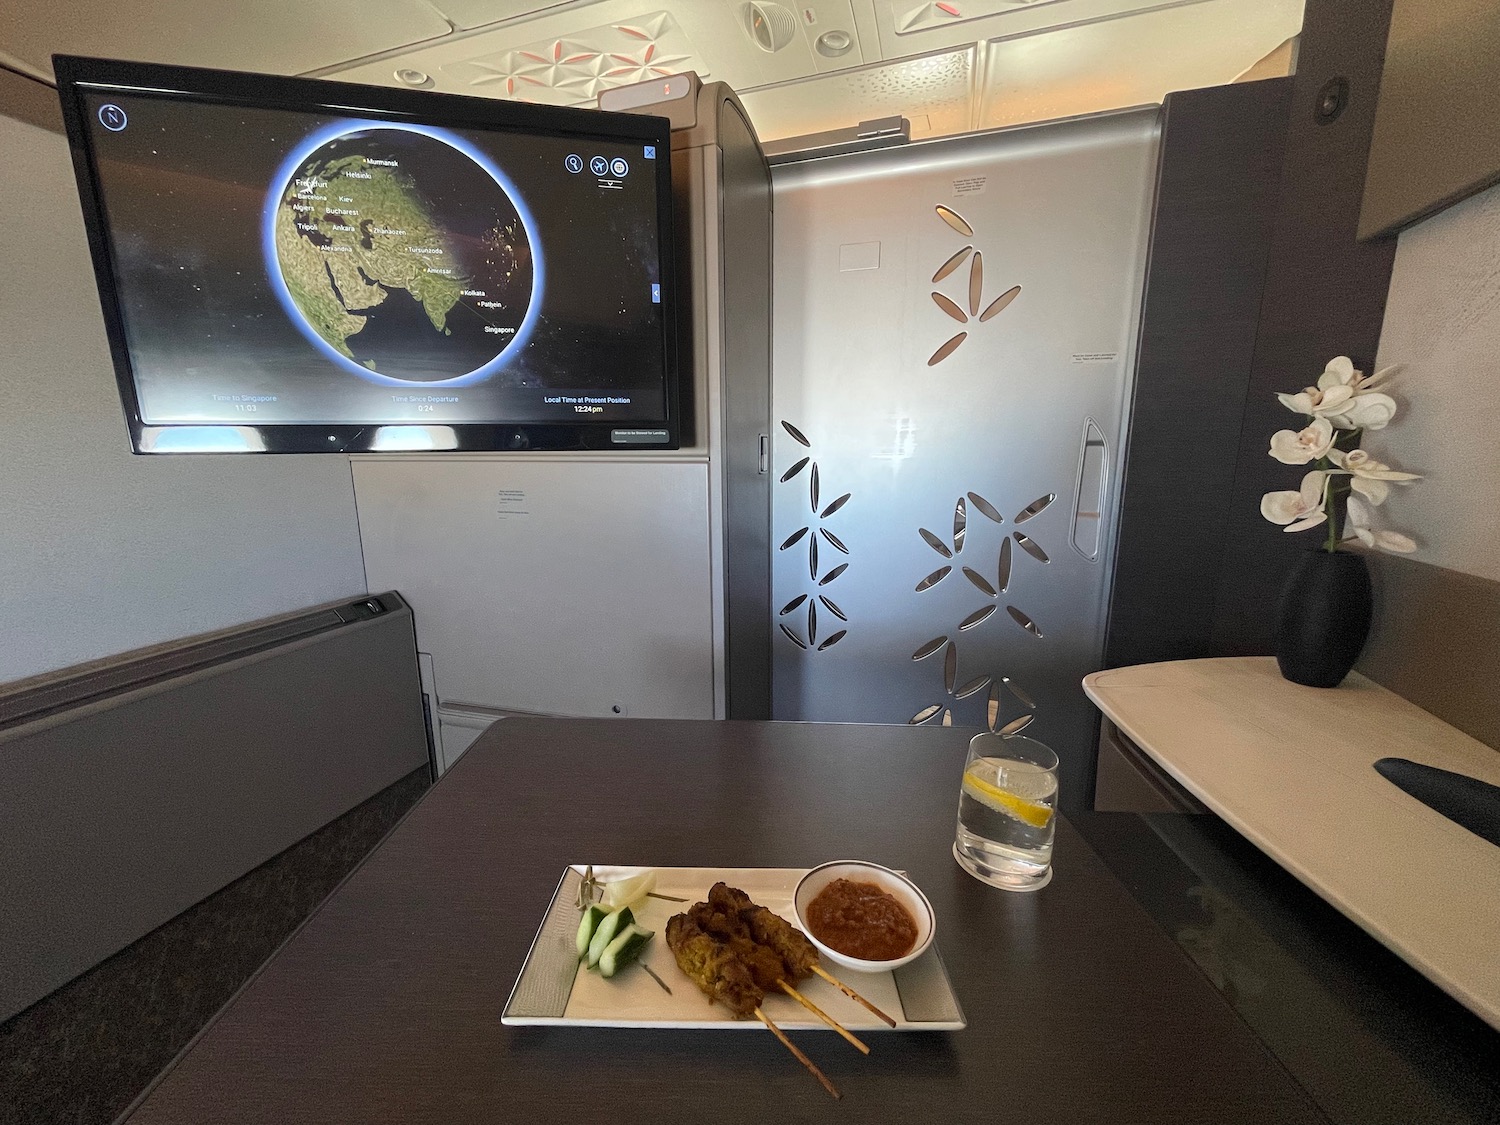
[{"xmin": 770, "ymin": 110, "xmax": 1158, "ymax": 807}]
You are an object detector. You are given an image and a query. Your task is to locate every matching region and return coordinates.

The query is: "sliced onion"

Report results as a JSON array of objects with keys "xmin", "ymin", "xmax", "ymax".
[{"xmin": 601, "ymin": 870, "xmax": 656, "ymax": 910}]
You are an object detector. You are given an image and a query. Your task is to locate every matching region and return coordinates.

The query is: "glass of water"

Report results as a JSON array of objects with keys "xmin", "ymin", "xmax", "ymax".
[{"xmin": 953, "ymin": 732, "xmax": 1058, "ymax": 891}]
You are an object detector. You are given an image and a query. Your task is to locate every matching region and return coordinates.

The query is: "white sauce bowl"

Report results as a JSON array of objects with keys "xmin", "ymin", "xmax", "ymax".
[{"xmin": 792, "ymin": 861, "xmax": 936, "ymax": 973}]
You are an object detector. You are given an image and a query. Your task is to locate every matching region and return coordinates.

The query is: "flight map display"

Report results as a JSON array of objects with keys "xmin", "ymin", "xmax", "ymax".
[{"xmin": 80, "ymin": 92, "xmax": 668, "ymax": 427}]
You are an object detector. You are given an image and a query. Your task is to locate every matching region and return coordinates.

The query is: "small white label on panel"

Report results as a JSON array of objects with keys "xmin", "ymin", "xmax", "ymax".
[
  {"xmin": 1071, "ymin": 352, "xmax": 1119, "ymax": 364},
  {"xmin": 952, "ymin": 176, "xmax": 987, "ymax": 197},
  {"xmin": 497, "ymin": 489, "xmax": 529, "ymax": 518},
  {"xmin": 839, "ymin": 242, "xmax": 881, "ymax": 272}
]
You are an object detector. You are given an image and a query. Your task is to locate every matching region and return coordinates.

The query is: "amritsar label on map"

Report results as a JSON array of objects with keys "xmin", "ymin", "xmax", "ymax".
[{"xmin": 271, "ymin": 127, "xmax": 534, "ymax": 383}]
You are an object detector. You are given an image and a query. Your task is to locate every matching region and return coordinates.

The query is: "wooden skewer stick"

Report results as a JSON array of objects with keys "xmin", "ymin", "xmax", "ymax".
[
  {"xmin": 810, "ymin": 964, "xmax": 898, "ymax": 1028},
  {"xmin": 754, "ymin": 1008, "xmax": 841, "ymax": 1099},
  {"xmin": 778, "ymin": 980, "xmax": 870, "ymax": 1055}
]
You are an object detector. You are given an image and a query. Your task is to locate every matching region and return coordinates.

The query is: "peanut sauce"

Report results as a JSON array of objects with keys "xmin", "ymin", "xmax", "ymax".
[{"xmin": 805, "ymin": 878, "xmax": 917, "ymax": 961}]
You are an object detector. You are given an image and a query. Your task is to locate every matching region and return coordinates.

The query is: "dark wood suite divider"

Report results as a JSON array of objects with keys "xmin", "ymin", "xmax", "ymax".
[
  {"xmin": 0, "ymin": 594, "xmax": 433, "ymax": 1125},
  {"xmin": 1106, "ymin": 0, "xmax": 1500, "ymax": 759}
]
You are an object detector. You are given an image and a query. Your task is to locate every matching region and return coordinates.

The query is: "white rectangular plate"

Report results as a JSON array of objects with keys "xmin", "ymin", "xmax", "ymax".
[{"xmin": 502, "ymin": 866, "xmax": 966, "ymax": 1031}]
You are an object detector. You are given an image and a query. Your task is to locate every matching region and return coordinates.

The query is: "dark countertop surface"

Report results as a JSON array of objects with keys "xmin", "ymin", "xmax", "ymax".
[{"xmin": 122, "ymin": 719, "xmax": 1499, "ymax": 1125}]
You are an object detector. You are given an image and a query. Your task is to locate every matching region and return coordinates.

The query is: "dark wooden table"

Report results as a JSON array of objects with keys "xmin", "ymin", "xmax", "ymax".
[{"xmin": 122, "ymin": 720, "xmax": 1332, "ymax": 1124}]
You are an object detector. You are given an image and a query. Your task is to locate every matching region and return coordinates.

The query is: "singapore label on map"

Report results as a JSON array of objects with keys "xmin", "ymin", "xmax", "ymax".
[{"xmin": 270, "ymin": 126, "xmax": 535, "ymax": 384}]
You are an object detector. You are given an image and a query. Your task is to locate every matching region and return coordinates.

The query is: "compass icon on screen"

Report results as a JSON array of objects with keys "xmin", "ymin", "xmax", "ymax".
[{"xmin": 97, "ymin": 104, "xmax": 128, "ymax": 131}]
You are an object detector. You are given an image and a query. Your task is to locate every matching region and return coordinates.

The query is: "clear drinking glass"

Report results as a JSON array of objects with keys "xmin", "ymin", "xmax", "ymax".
[{"xmin": 953, "ymin": 732, "xmax": 1059, "ymax": 891}]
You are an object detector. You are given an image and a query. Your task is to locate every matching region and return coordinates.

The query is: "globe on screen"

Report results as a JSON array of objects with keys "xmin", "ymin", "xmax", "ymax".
[{"xmin": 270, "ymin": 127, "xmax": 534, "ymax": 383}]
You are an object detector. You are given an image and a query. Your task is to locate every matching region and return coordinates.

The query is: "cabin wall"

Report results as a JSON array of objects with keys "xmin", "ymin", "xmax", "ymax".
[
  {"xmin": 0, "ymin": 106, "xmax": 369, "ymax": 684},
  {"xmin": 1353, "ymin": 179, "xmax": 1500, "ymax": 752}
]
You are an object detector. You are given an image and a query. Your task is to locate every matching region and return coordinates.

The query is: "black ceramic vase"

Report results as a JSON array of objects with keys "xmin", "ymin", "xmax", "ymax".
[{"xmin": 1275, "ymin": 549, "xmax": 1373, "ymax": 688}]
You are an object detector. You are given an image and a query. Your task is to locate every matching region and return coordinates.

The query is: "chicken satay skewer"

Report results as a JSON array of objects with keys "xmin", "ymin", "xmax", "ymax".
[
  {"xmin": 666, "ymin": 914, "xmax": 841, "ymax": 1098},
  {"xmin": 754, "ymin": 1007, "xmax": 841, "ymax": 1099},
  {"xmin": 777, "ymin": 980, "xmax": 869, "ymax": 1054},
  {"xmin": 710, "ymin": 884, "xmax": 900, "ymax": 1030}
]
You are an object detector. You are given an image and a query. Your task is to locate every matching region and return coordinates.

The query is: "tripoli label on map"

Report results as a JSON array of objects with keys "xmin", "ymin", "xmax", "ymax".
[{"xmin": 270, "ymin": 126, "xmax": 534, "ymax": 383}]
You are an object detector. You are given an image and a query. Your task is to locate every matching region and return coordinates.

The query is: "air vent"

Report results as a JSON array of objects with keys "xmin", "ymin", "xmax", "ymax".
[{"xmin": 744, "ymin": 2, "xmax": 797, "ymax": 52}]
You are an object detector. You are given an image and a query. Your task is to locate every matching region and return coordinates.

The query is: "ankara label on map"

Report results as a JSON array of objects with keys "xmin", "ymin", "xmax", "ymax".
[{"xmin": 269, "ymin": 126, "xmax": 535, "ymax": 384}]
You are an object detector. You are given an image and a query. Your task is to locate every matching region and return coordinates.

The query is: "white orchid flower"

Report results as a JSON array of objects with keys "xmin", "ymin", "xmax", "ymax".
[
  {"xmin": 1344, "ymin": 496, "xmax": 1417, "ymax": 552},
  {"xmin": 1324, "ymin": 390, "xmax": 1398, "ymax": 431},
  {"xmin": 1276, "ymin": 383, "xmax": 1355, "ymax": 418},
  {"xmin": 1317, "ymin": 356, "xmax": 1398, "ymax": 395},
  {"xmin": 1269, "ymin": 416, "xmax": 1335, "ymax": 465},
  {"xmin": 1326, "ymin": 448, "xmax": 1421, "ymax": 505},
  {"xmin": 1261, "ymin": 471, "xmax": 1328, "ymax": 533}
]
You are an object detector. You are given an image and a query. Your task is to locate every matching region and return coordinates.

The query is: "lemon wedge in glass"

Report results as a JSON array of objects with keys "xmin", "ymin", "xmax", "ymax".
[{"xmin": 962, "ymin": 766, "xmax": 1054, "ymax": 828}]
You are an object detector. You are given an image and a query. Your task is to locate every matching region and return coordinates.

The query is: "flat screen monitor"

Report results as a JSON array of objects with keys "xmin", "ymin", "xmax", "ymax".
[{"xmin": 54, "ymin": 56, "xmax": 680, "ymax": 453}]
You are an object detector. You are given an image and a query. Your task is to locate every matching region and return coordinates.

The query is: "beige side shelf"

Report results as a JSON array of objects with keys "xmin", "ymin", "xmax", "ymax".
[{"xmin": 1084, "ymin": 657, "xmax": 1500, "ymax": 1030}]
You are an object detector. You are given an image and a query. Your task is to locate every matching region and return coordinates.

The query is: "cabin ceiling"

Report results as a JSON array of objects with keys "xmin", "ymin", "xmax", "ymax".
[{"xmin": 1, "ymin": 0, "xmax": 1303, "ymax": 142}]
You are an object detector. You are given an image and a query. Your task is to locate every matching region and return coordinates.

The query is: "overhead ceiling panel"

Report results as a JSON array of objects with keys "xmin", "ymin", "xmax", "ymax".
[
  {"xmin": 424, "ymin": 0, "xmax": 592, "ymax": 33},
  {"xmin": 0, "ymin": 0, "xmax": 452, "ymax": 81},
  {"xmin": 867, "ymin": 0, "xmax": 1198, "ymax": 58},
  {"xmin": 976, "ymin": 0, "xmax": 1302, "ymax": 129},
  {"xmin": 327, "ymin": 0, "xmax": 866, "ymax": 105},
  {"xmin": 739, "ymin": 47, "xmax": 975, "ymax": 141}
]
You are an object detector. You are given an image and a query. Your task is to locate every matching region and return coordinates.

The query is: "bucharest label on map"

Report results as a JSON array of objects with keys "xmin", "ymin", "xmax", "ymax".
[{"xmin": 269, "ymin": 126, "xmax": 535, "ymax": 384}]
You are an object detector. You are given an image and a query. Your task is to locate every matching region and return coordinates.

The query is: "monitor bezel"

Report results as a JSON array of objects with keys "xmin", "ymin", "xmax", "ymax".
[{"xmin": 53, "ymin": 54, "xmax": 682, "ymax": 455}]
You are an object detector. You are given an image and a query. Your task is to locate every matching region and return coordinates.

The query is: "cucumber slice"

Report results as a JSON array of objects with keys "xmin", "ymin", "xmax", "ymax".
[
  {"xmin": 599, "ymin": 923, "xmax": 654, "ymax": 979},
  {"xmin": 575, "ymin": 904, "xmax": 608, "ymax": 960},
  {"xmin": 585, "ymin": 906, "xmax": 635, "ymax": 969}
]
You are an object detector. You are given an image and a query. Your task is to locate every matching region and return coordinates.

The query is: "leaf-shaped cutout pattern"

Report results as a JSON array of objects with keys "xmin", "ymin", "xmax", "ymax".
[
  {"xmin": 967, "ymin": 492, "xmax": 1004, "ymax": 524},
  {"xmin": 942, "ymin": 709, "xmax": 953, "ymax": 727},
  {"xmin": 935, "ymin": 205, "xmax": 974, "ymax": 237},
  {"xmin": 819, "ymin": 563, "xmax": 849, "ymax": 586},
  {"xmin": 910, "ymin": 704, "xmax": 942, "ymax": 725},
  {"xmin": 779, "ymin": 594, "xmax": 807, "ymax": 616},
  {"xmin": 927, "ymin": 332, "xmax": 967, "ymax": 366},
  {"xmin": 810, "ymin": 462, "xmax": 821, "ymax": 513},
  {"xmin": 963, "ymin": 567, "xmax": 998, "ymax": 598},
  {"xmin": 1014, "ymin": 532, "xmax": 1050, "ymax": 563},
  {"xmin": 915, "ymin": 565, "xmax": 951, "ymax": 592},
  {"xmin": 808, "ymin": 534, "xmax": 819, "ymax": 580},
  {"xmin": 987, "ymin": 680, "xmax": 1002, "ymax": 731},
  {"xmin": 779, "ymin": 526, "xmax": 809, "ymax": 550},
  {"xmin": 931, "ymin": 292, "xmax": 968, "ymax": 323},
  {"xmin": 819, "ymin": 527, "xmax": 850, "ymax": 554},
  {"xmin": 779, "ymin": 622, "xmax": 807, "ymax": 649},
  {"xmin": 999, "ymin": 714, "xmax": 1034, "ymax": 736},
  {"xmin": 1014, "ymin": 493, "xmax": 1056, "ymax": 524},
  {"xmin": 954, "ymin": 674, "xmax": 991, "ymax": 700},
  {"xmin": 780, "ymin": 456, "xmax": 810, "ymax": 482},
  {"xmin": 781, "ymin": 420, "xmax": 811, "ymax": 447},
  {"xmin": 1004, "ymin": 676, "xmax": 1037, "ymax": 710},
  {"xmin": 807, "ymin": 600, "xmax": 818, "ymax": 646},
  {"xmin": 1007, "ymin": 605, "xmax": 1043, "ymax": 638},
  {"xmin": 979, "ymin": 284, "xmax": 1021, "ymax": 322},
  {"xmin": 818, "ymin": 595, "xmax": 847, "ymax": 621},
  {"xmin": 968, "ymin": 251, "xmax": 983, "ymax": 317},
  {"xmin": 931, "ymin": 246, "xmax": 972, "ymax": 283},
  {"xmin": 912, "ymin": 635, "xmax": 950, "ymax": 661},
  {"xmin": 943, "ymin": 641, "xmax": 957, "ymax": 694},
  {"xmin": 953, "ymin": 497, "xmax": 967, "ymax": 555},
  {"xmin": 820, "ymin": 493, "xmax": 852, "ymax": 519},
  {"xmin": 817, "ymin": 630, "xmax": 847, "ymax": 652},
  {"xmin": 958, "ymin": 604, "xmax": 996, "ymax": 631},
  {"xmin": 919, "ymin": 528, "xmax": 953, "ymax": 558},
  {"xmin": 997, "ymin": 536, "xmax": 1012, "ymax": 593}
]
